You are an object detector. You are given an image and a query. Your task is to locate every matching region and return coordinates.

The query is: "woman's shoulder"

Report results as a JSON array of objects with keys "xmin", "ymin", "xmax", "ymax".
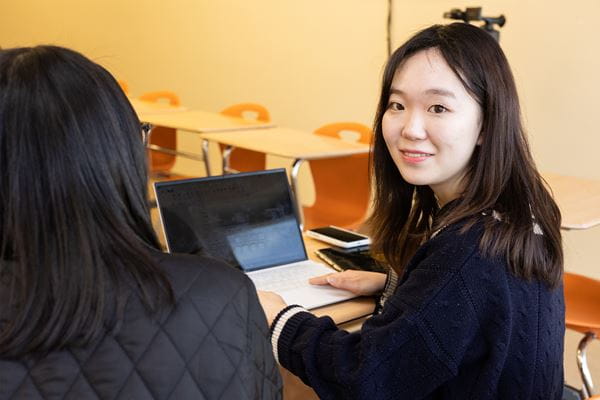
[
  {"xmin": 429, "ymin": 211, "xmax": 506, "ymax": 253},
  {"xmin": 151, "ymin": 251, "xmax": 253, "ymax": 300},
  {"xmin": 417, "ymin": 217, "xmax": 488, "ymax": 269},
  {"xmin": 430, "ymin": 215, "xmax": 551, "ymax": 297},
  {"xmin": 410, "ymin": 215, "xmax": 515, "ymax": 287}
]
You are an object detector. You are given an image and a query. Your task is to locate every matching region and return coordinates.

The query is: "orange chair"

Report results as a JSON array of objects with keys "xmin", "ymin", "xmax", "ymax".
[
  {"xmin": 302, "ymin": 122, "xmax": 372, "ymax": 231},
  {"xmin": 564, "ymin": 272, "xmax": 600, "ymax": 398},
  {"xmin": 138, "ymin": 91, "xmax": 180, "ymax": 176},
  {"xmin": 220, "ymin": 103, "xmax": 271, "ymax": 173}
]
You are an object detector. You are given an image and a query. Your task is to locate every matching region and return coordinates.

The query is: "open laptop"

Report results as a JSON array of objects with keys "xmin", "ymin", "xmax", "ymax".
[{"xmin": 154, "ymin": 169, "xmax": 357, "ymax": 309}]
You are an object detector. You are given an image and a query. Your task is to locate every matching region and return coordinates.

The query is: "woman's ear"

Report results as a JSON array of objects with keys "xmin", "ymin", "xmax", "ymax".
[
  {"xmin": 476, "ymin": 115, "xmax": 484, "ymax": 145},
  {"xmin": 476, "ymin": 131, "xmax": 483, "ymax": 145}
]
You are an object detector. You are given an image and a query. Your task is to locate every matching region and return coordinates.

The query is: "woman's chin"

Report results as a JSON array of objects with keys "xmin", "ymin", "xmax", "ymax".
[{"xmin": 399, "ymin": 174, "xmax": 432, "ymax": 187}]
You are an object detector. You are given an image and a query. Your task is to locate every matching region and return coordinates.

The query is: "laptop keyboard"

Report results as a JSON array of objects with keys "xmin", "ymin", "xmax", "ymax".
[{"xmin": 249, "ymin": 261, "xmax": 332, "ymax": 293}]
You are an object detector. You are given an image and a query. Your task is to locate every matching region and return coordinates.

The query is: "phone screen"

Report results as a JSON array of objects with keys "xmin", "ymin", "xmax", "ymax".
[{"xmin": 310, "ymin": 227, "xmax": 367, "ymax": 243}]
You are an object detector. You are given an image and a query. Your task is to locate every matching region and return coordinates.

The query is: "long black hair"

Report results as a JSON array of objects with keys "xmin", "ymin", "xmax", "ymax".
[
  {"xmin": 0, "ymin": 46, "xmax": 174, "ymax": 358},
  {"xmin": 369, "ymin": 23, "xmax": 563, "ymax": 288}
]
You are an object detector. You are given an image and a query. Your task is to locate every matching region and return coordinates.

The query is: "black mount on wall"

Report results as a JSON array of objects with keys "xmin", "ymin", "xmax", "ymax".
[{"xmin": 443, "ymin": 7, "xmax": 506, "ymax": 42}]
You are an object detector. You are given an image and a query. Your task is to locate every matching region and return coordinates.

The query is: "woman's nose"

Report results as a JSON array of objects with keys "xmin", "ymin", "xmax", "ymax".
[{"xmin": 401, "ymin": 111, "xmax": 427, "ymax": 141}]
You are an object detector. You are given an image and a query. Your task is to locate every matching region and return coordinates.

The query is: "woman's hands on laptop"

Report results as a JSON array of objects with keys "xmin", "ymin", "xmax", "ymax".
[
  {"xmin": 258, "ymin": 271, "xmax": 386, "ymax": 324},
  {"xmin": 309, "ymin": 270, "xmax": 387, "ymax": 296}
]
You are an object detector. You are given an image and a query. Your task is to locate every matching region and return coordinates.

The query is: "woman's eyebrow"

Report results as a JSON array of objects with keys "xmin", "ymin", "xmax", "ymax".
[
  {"xmin": 424, "ymin": 88, "xmax": 456, "ymax": 98},
  {"xmin": 389, "ymin": 87, "xmax": 456, "ymax": 99}
]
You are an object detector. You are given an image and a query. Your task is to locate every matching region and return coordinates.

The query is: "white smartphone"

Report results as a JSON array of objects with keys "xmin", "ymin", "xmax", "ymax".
[{"xmin": 305, "ymin": 226, "xmax": 371, "ymax": 248}]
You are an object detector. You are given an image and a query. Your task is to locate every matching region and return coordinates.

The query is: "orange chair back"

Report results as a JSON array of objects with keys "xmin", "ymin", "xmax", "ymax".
[
  {"xmin": 138, "ymin": 91, "xmax": 180, "ymax": 174},
  {"xmin": 220, "ymin": 103, "xmax": 271, "ymax": 172},
  {"xmin": 564, "ymin": 272, "xmax": 600, "ymax": 336},
  {"xmin": 313, "ymin": 122, "xmax": 371, "ymax": 143},
  {"xmin": 139, "ymin": 91, "xmax": 181, "ymax": 107},
  {"xmin": 221, "ymin": 103, "xmax": 270, "ymax": 122},
  {"xmin": 303, "ymin": 122, "xmax": 372, "ymax": 231}
]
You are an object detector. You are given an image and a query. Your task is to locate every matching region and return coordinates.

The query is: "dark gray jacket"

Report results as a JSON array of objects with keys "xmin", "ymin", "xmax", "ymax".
[{"xmin": 0, "ymin": 252, "xmax": 282, "ymax": 399}]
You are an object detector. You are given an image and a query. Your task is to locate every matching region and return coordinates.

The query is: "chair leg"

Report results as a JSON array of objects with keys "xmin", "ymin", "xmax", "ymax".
[
  {"xmin": 290, "ymin": 159, "xmax": 306, "ymax": 231},
  {"xmin": 202, "ymin": 139, "xmax": 212, "ymax": 176},
  {"xmin": 222, "ymin": 146, "xmax": 234, "ymax": 175},
  {"xmin": 577, "ymin": 331, "xmax": 596, "ymax": 398}
]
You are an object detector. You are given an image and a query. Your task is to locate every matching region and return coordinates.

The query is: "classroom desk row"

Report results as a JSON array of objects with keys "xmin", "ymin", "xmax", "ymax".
[
  {"xmin": 131, "ymin": 98, "xmax": 275, "ymax": 176},
  {"xmin": 132, "ymin": 98, "xmax": 369, "ymax": 229},
  {"xmin": 133, "ymin": 98, "xmax": 600, "ymax": 232}
]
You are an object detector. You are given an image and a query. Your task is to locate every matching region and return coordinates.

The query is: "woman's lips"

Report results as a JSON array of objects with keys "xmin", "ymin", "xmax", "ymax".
[{"xmin": 400, "ymin": 150, "xmax": 433, "ymax": 163}]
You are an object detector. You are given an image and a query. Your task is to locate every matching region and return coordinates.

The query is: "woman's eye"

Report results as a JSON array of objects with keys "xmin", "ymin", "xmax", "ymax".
[
  {"xmin": 428, "ymin": 104, "xmax": 448, "ymax": 114},
  {"xmin": 388, "ymin": 102, "xmax": 404, "ymax": 111}
]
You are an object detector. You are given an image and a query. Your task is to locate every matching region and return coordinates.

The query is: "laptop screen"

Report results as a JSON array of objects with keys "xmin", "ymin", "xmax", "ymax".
[{"xmin": 154, "ymin": 169, "xmax": 307, "ymax": 272}]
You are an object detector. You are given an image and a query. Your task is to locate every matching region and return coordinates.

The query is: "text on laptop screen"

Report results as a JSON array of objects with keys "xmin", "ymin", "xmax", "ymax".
[{"xmin": 155, "ymin": 170, "xmax": 307, "ymax": 272}]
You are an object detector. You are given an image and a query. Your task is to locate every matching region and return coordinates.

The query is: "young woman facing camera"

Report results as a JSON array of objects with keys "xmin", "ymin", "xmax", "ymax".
[
  {"xmin": 0, "ymin": 46, "xmax": 281, "ymax": 399},
  {"xmin": 259, "ymin": 23, "xmax": 564, "ymax": 399}
]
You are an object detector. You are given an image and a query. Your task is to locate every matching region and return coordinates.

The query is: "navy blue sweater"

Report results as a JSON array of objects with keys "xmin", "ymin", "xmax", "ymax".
[{"xmin": 272, "ymin": 220, "xmax": 565, "ymax": 399}]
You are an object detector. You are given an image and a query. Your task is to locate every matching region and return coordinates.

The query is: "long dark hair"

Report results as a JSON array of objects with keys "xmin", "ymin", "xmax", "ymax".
[
  {"xmin": 0, "ymin": 46, "xmax": 174, "ymax": 358},
  {"xmin": 369, "ymin": 23, "xmax": 563, "ymax": 288}
]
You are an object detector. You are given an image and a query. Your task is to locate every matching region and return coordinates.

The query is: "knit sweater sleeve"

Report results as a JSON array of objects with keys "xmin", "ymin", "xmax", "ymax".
[{"xmin": 273, "ymin": 229, "xmax": 485, "ymax": 399}]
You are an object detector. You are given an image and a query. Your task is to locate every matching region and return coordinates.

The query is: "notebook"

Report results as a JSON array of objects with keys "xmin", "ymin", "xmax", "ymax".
[{"xmin": 154, "ymin": 169, "xmax": 357, "ymax": 309}]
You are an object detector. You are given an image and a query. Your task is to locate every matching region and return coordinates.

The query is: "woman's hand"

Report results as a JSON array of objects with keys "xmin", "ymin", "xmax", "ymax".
[
  {"xmin": 309, "ymin": 270, "xmax": 387, "ymax": 296},
  {"xmin": 257, "ymin": 290, "xmax": 288, "ymax": 325}
]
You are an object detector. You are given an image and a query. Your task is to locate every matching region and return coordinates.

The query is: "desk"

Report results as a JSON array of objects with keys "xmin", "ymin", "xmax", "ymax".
[
  {"xmin": 130, "ymin": 99, "xmax": 275, "ymax": 176},
  {"xmin": 138, "ymin": 109, "xmax": 275, "ymax": 133},
  {"xmin": 542, "ymin": 173, "xmax": 600, "ymax": 230},
  {"xmin": 200, "ymin": 127, "xmax": 371, "ymax": 229},
  {"xmin": 129, "ymin": 98, "xmax": 188, "ymax": 116}
]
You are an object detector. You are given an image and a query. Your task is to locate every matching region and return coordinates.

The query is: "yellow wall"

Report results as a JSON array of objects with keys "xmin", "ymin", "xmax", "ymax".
[{"xmin": 1, "ymin": 0, "xmax": 598, "ymax": 278}]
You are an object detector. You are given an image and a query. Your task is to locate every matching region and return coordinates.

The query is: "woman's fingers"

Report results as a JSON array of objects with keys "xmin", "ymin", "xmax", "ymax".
[
  {"xmin": 309, "ymin": 270, "xmax": 387, "ymax": 296},
  {"xmin": 308, "ymin": 273, "xmax": 350, "ymax": 288},
  {"xmin": 308, "ymin": 273, "xmax": 336, "ymax": 285},
  {"xmin": 309, "ymin": 271, "xmax": 359, "ymax": 291},
  {"xmin": 324, "ymin": 273, "xmax": 349, "ymax": 288}
]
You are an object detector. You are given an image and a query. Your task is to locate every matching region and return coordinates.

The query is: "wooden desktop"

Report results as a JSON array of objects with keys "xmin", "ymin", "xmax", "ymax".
[{"xmin": 542, "ymin": 172, "xmax": 600, "ymax": 230}]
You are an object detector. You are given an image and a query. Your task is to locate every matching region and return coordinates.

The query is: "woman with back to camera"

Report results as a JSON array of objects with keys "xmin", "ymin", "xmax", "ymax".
[
  {"xmin": 259, "ymin": 23, "xmax": 564, "ymax": 399},
  {"xmin": 0, "ymin": 46, "xmax": 281, "ymax": 399}
]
